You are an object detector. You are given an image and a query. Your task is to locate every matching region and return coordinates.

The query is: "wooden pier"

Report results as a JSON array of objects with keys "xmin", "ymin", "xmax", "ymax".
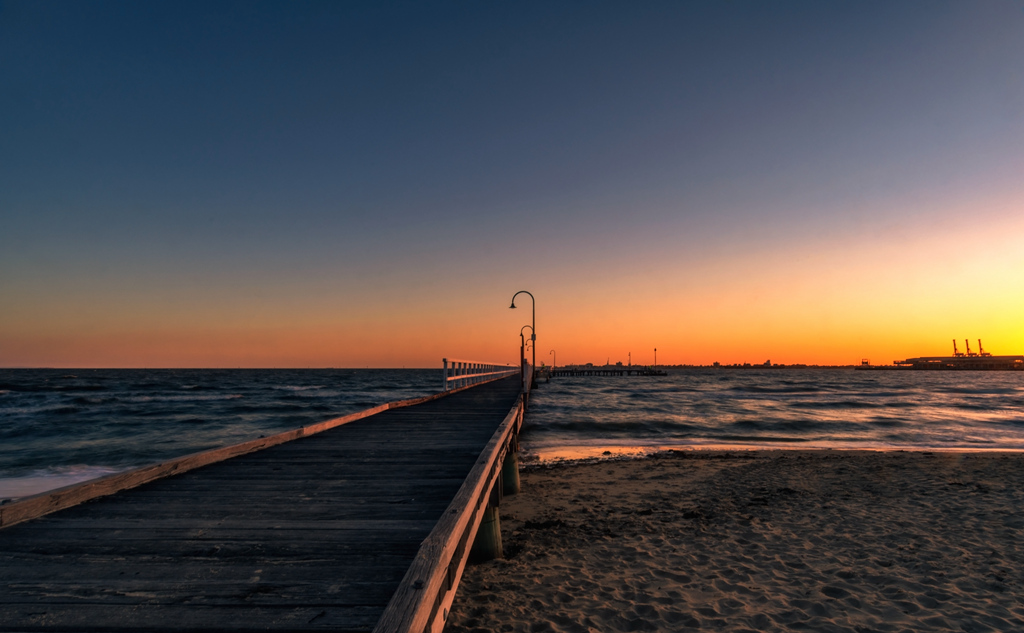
[
  {"xmin": 0, "ymin": 375, "xmax": 524, "ymax": 633},
  {"xmin": 551, "ymin": 367, "xmax": 666, "ymax": 377}
]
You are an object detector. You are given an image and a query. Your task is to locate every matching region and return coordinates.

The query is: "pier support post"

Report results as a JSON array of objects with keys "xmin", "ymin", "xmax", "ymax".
[
  {"xmin": 502, "ymin": 444, "xmax": 520, "ymax": 496},
  {"xmin": 469, "ymin": 505, "xmax": 502, "ymax": 563},
  {"xmin": 470, "ymin": 475, "xmax": 504, "ymax": 563}
]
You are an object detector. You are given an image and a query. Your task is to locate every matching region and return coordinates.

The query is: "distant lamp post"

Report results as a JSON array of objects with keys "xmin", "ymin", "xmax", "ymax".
[
  {"xmin": 654, "ymin": 348, "xmax": 657, "ymax": 370},
  {"xmin": 549, "ymin": 349, "xmax": 556, "ymax": 369},
  {"xmin": 519, "ymin": 332, "xmax": 525, "ymax": 387},
  {"xmin": 510, "ymin": 291, "xmax": 536, "ymax": 387},
  {"xmin": 521, "ymin": 325, "xmax": 534, "ymax": 353},
  {"xmin": 519, "ymin": 325, "xmax": 534, "ymax": 392}
]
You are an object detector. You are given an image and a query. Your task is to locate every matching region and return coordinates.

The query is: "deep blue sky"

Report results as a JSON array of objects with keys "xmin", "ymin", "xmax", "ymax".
[{"xmin": 2, "ymin": 1, "xmax": 1023, "ymax": 366}]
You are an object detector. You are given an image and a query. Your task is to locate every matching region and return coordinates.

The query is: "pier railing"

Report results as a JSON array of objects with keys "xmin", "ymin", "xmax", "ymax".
[{"xmin": 443, "ymin": 358, "xmax": 517, "ymax": 391}]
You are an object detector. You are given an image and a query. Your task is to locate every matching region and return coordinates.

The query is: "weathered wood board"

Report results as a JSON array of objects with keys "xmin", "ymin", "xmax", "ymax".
[{"xmin": 0, "ymin": 377, "xmax": 521, "ymax": 633}]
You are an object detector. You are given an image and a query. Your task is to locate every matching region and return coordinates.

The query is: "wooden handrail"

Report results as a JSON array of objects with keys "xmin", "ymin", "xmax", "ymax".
[{"xmin": 373, "ymin": 395, "xmax": 524, "ymax": 633}]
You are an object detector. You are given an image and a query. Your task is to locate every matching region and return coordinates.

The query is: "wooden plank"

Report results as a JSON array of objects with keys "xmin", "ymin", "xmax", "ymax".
[
  {"xmin": 0, "ymin": 582, "xmax": 404, "ymax": 603},
  {"xmin": 168, "ymin": 460, "xmax": 483, "ymax": 476},
  {"xmin": 74, "ymin": 481, "xmax": 467, "ymax": 499},
  {"xmin": 0, "ymin": 538, "xmax": 423, "ymax": 558},
  {"xmin": 1, "ymin": 574, "xmax": 404, "ymax": 599},
  {"xmin": 0, "ymin": 555, "xmax": 419, "ymax": 574},
  {"xmin": 19, "ymin": 504, "xmax": 454, "ymax": 523},
  {"xmin": 0, "ymin": 603, "xmax": 383, "ymax": 633},
  {"xmin": 7, "ymin": 519, "xmax": 440, "ymax": 531}
]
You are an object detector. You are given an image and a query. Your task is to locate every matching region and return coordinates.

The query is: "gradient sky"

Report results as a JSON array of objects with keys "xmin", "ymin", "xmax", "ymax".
[{"xmin": 2, "ymin": 1, "xmax": 1023, "ymax": 368}]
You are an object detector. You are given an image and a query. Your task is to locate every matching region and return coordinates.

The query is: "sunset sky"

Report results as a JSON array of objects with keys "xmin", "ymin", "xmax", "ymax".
[{"xmin": 2, "ymin": 1, "xmax": 1023, "ymax": 368}]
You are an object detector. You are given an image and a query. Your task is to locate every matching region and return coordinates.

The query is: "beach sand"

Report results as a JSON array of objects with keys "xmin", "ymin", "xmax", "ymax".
[{"xmin": 446, "ymin": 450, "xmax": 1024, "ymax": 632}]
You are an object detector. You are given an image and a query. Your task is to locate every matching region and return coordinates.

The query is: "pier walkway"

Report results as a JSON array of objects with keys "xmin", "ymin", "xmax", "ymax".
[{"xmin": 0, "ymin": 376, "xmax": 523, "ymax": 633}]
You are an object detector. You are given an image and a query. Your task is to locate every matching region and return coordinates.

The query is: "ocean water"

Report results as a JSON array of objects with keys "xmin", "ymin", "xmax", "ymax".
[
  {"xmin": 0, "ymin": 369, "xmax": 439, "ymax": 499},
  {"xmin": 523, "ymin": 369, "xmax": 1024, "ymax": 460},
  {"xmin": 3, "ymin": 368, "xmax": 1024, "ymax": 499}
]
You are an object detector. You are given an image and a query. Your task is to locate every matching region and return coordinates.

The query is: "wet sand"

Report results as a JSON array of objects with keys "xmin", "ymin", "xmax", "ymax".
[{"xmin": 446, "ymin": 450, "xmax": 1024, "ymax": 632}]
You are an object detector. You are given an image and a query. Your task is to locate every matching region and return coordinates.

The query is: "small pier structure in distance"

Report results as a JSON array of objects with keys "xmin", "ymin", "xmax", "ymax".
[
  {"xmin": 0, "ymin": 360, "xmax": 528, "ymax": 633},
  {"xmin": 551, "ymin": 364, "xmax": 667, "ymax": 377}
]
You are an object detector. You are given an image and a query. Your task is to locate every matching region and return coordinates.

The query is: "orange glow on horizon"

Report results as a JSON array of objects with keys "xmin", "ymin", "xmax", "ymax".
[{"xmin": 2, "ymin": 199, "xmax": 1022, "ymax": 369}]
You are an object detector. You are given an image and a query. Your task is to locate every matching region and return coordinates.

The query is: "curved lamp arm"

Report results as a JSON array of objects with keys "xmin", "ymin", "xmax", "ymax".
[{"xmin": 510, "ymin": 291, "xmax": 536, "ymax": 341}]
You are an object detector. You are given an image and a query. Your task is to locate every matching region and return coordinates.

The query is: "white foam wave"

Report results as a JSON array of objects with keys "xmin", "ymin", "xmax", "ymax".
[
  {"xmin": 0, "ymin": 465, "xmax": 122, "ymax": 501},
  {"xmin": 123, "ymin": 394, "xmax": 244, "ymax": 403}
]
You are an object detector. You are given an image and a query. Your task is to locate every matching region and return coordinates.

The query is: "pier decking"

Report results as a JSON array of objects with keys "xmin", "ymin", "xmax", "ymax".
[{"xmin": 0, "ymin": 376, "xmax": 522, "ymax": 633}]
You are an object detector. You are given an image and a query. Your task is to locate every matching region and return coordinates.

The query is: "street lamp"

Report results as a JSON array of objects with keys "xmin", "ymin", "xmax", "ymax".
[
  {"xmin": 510, "ymin": 291, "xmax": 536, "ymax": 387},
  {"xmin": 519, "ymin": 325, "xmax": 534, "ymax": 393},
  {"xmin": 549, "ymin": 349, "xmax": 556, "ymax": 369},
  {"xmin": 520, "ymin": 326, "xmax": 534, "ymax": 353}
]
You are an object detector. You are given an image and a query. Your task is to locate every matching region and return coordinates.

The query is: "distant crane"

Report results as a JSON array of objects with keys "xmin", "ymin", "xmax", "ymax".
[
  {"xmin": 966, "ymin": 339, "xmax": 974, "ymax": 357},
  {"xmin": 979, "ymin": 339, "xmax": 991, "ymax": 357},
  {"xmin": 953, "ymin": 339, "xmax": 963, "ymax": 357}
]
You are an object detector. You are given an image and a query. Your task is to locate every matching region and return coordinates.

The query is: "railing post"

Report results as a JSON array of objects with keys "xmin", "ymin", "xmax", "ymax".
[{"xmin": 443, "ymin": 358, "xmax": 449, "ymax": 392}]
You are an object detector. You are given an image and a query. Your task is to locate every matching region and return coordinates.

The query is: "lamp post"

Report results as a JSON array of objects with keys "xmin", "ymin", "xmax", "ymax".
[
  {"xmin": 510, "ymin": 291, "xmax": 536, "ymax": 387},
  {"xmin": 654, "ymin": 348, "xmax": 657, "ymax": 370},
  {"xmin": 549, "ymin": 349, "xmax": 556, "ymax": 369},
  {"xmin": 520, "ymin": 325, "xmax": 534, "ymax": 393},
  {"xmin": 519, "ymin": 332, "xmax": 525, "ymax": 389}
]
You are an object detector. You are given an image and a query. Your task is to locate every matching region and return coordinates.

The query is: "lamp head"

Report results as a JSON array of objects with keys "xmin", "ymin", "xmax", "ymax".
[{"xmin": 509, "ymin": 301, "xmax": 517, "ymax": 309}]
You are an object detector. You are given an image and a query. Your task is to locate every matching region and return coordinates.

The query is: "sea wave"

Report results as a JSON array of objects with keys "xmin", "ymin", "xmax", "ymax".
[
  {"xmin": 121, "ymin": 394, "xmax": 245, "ymax": 403},
  {"xmin": 523, "ymin": 369, "xmax": 1024, "ymax": 453}
]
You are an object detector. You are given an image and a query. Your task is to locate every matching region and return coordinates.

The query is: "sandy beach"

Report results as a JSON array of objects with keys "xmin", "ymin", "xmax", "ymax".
[{"xmin": 446, "ymin": 450, "xmax": 1024, "ymax": 632}]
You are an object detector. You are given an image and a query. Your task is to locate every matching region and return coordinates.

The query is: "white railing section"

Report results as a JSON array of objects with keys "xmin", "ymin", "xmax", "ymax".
[{"xmin": 443, "ymin": 358, "xmax": 517, "ymax": 391}]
